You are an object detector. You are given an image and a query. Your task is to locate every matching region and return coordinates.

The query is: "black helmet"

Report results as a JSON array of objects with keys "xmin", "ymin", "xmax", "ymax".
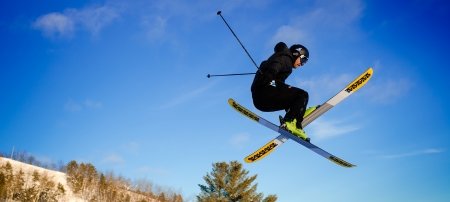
[{"xmin": 290, "ymin": 44, "xmax": 309, "ymax": 65}]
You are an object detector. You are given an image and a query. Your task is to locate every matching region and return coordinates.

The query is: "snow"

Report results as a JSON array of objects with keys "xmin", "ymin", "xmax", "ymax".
[{"xmin": 0, "ymin": 157, "xmax": 85, "ymax": 202}]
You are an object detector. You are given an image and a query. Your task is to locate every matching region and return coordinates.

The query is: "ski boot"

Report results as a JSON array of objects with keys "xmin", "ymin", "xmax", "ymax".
[
  {"xmin": 303, "ymin": 105, "xmax": 320, "ymax": 118},
  {"xmin": 279, "ymin": 117, "xmax": 310, "ymax": 142}
]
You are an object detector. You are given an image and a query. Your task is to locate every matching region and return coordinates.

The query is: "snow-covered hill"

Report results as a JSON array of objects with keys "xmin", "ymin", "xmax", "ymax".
[
  {"xmin": 0, "ymin": 157, "xmax": 84, "ymax": 201},
  {"xmin": 0, "ymin": 157, "xmax": 160, "ymax": 202}
]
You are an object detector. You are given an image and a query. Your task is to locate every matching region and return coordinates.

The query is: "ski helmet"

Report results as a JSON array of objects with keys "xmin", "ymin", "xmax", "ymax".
[{"xmin": 290, "ymin": 44, "xmax": 309, "ymax": 65}]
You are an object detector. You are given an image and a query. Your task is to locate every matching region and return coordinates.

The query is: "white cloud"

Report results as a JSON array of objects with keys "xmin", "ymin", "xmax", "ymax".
[
  {"xmin": 33, "ymin": 5, "xmax": 119, "ymax": 38},
  {"xmin": 67, "ymin": 5, "xmax": 119, "ymax": 35},
  {"xmin": 33, "ymin": 13, "xmax": 75, "ymax": 38},
  {"xmin": 141, "ymin": 15, "xmax": 168, "ymax": 41},
  {"xmin": 308, "ymin": 118, "xmax": 360, "ymax": 141},
  {"xmin": 229, "ymin": 133, "xmax": 250, "ymax": 149},
  {"xmin": 294, "ymin": 68, "xmax": 412, "ymax": 105},
  {"xmin": 101, "ymin": 153, "xmax": 125, "ymax": 164},
  {"xmin": 296, "ymin": 73, "xmax": 353, "ymax": 100},
  {"xmin": 64, "ymin": 98, "xmax": 103, "ymax": 112},
  {"xmin": 158, "ymin": 82, "xmax": 216, "ymax": 110},
  {"xmin": 271, "ymin": 25, "xmax": 306, "ymax": 46},
  {"xmin": 84, "ymin": 99, "xmax": 103, "ymax": 109},
  {"xmin": 292, "ymin": 72, "xmax": 358, "ymax": 104},
  {"xmin": 270, "ymin": 0, "xmax": 363, "ymax": 44},
  {"xmin": 123, "ymin": 141, "xmax": 141, "ymax": 154},
  {"xmin": 368, "ymin": 78, "xmax": 412, "ymax": 104},
  {"xmin": 64, "ymin": 99, "xmax": 83, "ymax": 112},
  {"xmin": 380, "ymin": 148, "xmax": 444, "ymax": 159},
  {"xmin": 137, "ymin": 165, "xmax": 170, "ymax": 176}
]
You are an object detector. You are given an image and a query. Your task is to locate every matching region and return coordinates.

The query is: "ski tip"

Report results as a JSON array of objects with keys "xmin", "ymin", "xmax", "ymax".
[
  {"xmin": 228, "ymin": 98, "xmax": 260, "ymax": 122},
  {"xmin": 366, "ymin": 67, "xmax": 374, "ymax": 81},
  {"xmin": 344, "ymin": 67, "xmax": 374, "ymax": 94},
  {"xmin": 329, "ymin": 156, "xmax": 356, "ymax": 168},
  {"xmin": 367, "ymin": 67, "xmax": 374, "ymax": 75}
]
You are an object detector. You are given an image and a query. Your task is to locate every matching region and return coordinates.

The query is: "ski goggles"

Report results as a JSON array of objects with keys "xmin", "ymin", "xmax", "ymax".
[{"xmin": 300, "ymin": 54, "xmax": 308, "ymax": 66}]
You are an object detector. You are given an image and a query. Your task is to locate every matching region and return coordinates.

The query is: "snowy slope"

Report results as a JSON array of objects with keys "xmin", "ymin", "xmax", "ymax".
[{"xmin": 0, "ymin": 157, "xmax": 85, "ymax": 201}]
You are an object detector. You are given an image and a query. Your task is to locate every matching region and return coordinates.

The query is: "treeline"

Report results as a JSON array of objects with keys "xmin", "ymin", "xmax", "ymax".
[
  {"xmin": 1, "ymin": 152, "xmax": 279, "ymax": 202},
  {"xmin": 65, "ymin": 160, "xmax": 182, "ymax": 202},
  {"xmin": 0, "ymin": 151, "xmax": 183, "ymax": 202},
  {"xmin": 1, "ymin": 150, "xmax": 65, "ymax": 172}
]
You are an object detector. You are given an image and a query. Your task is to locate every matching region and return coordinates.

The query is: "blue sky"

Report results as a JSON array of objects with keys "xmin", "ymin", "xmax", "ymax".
[{"xmin": 1, "ymin": 0, "xmax": 450, "ymax": 201}]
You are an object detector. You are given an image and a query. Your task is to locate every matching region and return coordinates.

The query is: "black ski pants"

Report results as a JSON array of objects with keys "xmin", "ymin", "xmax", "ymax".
[{"xmin": 252, "ymin": 85, "xmax": 308, "ymax": 128}]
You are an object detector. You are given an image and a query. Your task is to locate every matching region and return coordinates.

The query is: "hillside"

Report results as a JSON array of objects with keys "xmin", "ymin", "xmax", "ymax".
[
  {"xmin": 0, "ymin": 157, "xmax": 172, "ymax": 202},
  {"xmin": 0, "ymin": 157, "xmax": 84, "ymax": 201}
]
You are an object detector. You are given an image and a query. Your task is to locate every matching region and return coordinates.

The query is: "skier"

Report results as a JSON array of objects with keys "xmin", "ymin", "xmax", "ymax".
[{"xmin": 251, "ymin": 42, "xmax": 314, "ymax": 142}]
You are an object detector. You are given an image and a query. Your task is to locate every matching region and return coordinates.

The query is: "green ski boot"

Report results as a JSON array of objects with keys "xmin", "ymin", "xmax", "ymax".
[
  {"xmin": 303, "ymin": 105, "xmax": 320, "ymax": 118},
  {"xmin": 283, "ymin": 119, "xmax": 310, "ymax": 142}
]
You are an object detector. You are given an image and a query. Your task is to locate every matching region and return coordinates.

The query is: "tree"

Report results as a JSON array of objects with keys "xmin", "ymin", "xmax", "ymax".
[
  {"xmin": 1, "ymin": 162, "xmax": 13, "ymax": 199},
  {"xmin": 0, "ymin": 171, "xmax": 6, "ymax": 199},
  {"xmin": 197, "ymin": 161, "xmax": 277, "ymax": 202},
  {"xmin": 66, "ymin": 160, "xmax": 83, "ymax": 193},
  {"xmin": 11, "ymin": 170, "xmax": 26, "ymax": 201}
]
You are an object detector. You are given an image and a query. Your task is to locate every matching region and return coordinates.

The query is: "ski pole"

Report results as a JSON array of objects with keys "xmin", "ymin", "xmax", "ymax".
[
  {"xmin": 207, "ymin": 72, "xmax": 256, "ymax": 78},
  {"xmin": 216, "ymin": 11, "xmax": 259, "ymax": 70}
]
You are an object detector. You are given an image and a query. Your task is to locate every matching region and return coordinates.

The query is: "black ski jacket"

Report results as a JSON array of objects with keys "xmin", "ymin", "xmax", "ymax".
[{"xmin": 251, "ymin": 42, "xmax": 295, "ymax": 92}]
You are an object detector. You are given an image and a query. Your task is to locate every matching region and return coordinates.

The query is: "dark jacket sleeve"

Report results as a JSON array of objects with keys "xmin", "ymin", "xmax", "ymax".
[
  {"xmin": 266, "ymin": 59, "xmax": 290, "ymax": 88},
  {"xmin": 251, "ymin": 43, "xmax": 293, "ymax": 92}
]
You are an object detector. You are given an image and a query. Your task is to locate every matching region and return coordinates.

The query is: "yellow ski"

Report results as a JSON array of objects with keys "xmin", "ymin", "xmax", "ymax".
[{"xmin": 229, "ymin": 67, "xmax": 373, "ymax": 167}]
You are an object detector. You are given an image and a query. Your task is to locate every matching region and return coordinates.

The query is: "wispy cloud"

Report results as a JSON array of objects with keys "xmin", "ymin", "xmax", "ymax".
[
  {"xmin": 270, "ymin": 0, "xmax": 363, "ymax": 44},
  {"xmin": 64, "ymin": 98, "xmax": 103, "ymax": 112},
  {"xmin": 295, "ymin": 67, "xmax": 412, "ymax": 105},
  {"xmin": 141, "ymin": 15, "xmax": 168, "ymax": 41},
  {"xmin": 271, "ymin": 25, "xmax": 306, "ymax": 46},
  {"xmin": 122, "ymin": 141, "xmax": 141, "ymax": 155},
  {"xmin": 367, "ymin": 78, "xmax": 412, "ymax": 104},
  {"xmin": 33, "ymin": 13, "xmax": 75, "ymax": 38},
  {"xmin": 229, "ymin": 133, "xmax": 250, "ymax": 149},
  {"xmin": 70, "ymin": 5, "xmax": 119, "ymax": 35},
  {"xmin": 309, "ymin": 118, "xmax": 360, "ymax": 141},
  {"xmin": 101, "ymin": 153, "xmax": 125, "ymax": 164},
  {"xmin": 158, "ymin": 82, "xmax": 216, "ymax": 110},
  {"xmin": 295, "ymin": 73, "xmax": 354, "ymax": 101},
  {"xmin": 137, "ymin": 165, "xmax": 170, "ymax": 176},
  {"xmin": 83, "ymin": 99, "xmax": 103, "ymax": 109},
  {"xmin": 33, "ymin": 5, "xmax": 120, "ymax": 38},
  {"xmin": 379, "ymin": 148, "xmax": 444, "ymax": 159},
  {"xmin": 64, "ymin": 99, "xmax": 83, "ymax": 112}
]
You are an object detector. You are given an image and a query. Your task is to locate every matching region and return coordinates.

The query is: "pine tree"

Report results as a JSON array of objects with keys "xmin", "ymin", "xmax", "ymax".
[
  {"xmin": 2, "ymin": 162, "xmax": 13, "ymax": 199},
  {"xmin": 12, "ymin": 170, "xmax": 26, "ymax": 201},
  {"xmin": 0, "ymin": 171, "xmax": 6, "ymax": 199},
  {"xmin": 32, "ymin": 170, "xmax": 40, "ymax": 182},
  {"xmin": 66, "ymin": 160, "xmax": 82, "ymax": 193},
  {"xmin": 197, "ymin": 161, "xmax": 277, "ymax": 202}
]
